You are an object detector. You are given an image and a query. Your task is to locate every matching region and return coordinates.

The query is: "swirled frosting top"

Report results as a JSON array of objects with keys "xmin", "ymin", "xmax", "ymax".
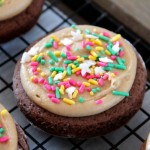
[
  {"xmin": 0, "ymin": 104, "xmax": 18, "ymax": 150},
  {"xmin": 0, "ymin": 0, "xmax": 32, "ymax": 21},
  {"xmin": 20, "ymin": 25, "xmax": 137, "ymax": 117}
]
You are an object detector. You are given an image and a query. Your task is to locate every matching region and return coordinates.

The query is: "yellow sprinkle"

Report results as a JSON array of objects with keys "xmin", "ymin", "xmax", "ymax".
[
  {"xmin": 90, "ymin": 68, "xmax": 94, "ymax": 75},
  {"xmin": 89, "ymin": 55, "xmax": 96, "ymax": 61},
  {"xmin": 39, "ymin": 53, "xmax": 44, "ymax": 56},
  {"xmin": 37, "ymin": 67, "xmax": 41, "ymax": 72},
  {"xmin": 111, "ymin": 73, "xmax": 115, "ymax": 77},
  {"xmin": 72, "ymin": 67, "xmax": 81, "ymax": 73},
  {"xmin": 60, "ymin": 85, "xmax": 64, "ymax": 90},
  {"xmin": 77, "ymin": 57, "xmax": 84, "ymax": 62},
  {"xmin": 90, "ymin": 91, "xmax": 94, "ymax": 96},
  {"xmin": 72, "ymin": 90, "xmax": 78, "ymax": 99},
  {"xmin": 62, "ymin": 71, "xmax": 67, "ymax": 79},
  {"xmin": 54, "ymin": 51, "xmax": 61, "ymax": 57},
  {"xmin": 50, "ymin": 34, "xmax": 59, "ymax": 42},
  {"xmin": 31, "ymin": 55, "xmax": 38, "ymax": 61},
  {"xmin": 63, "ymin": 98, "xmax": 75, "ymax": 105},
  {"xmin": 83, "ymin": 82, "xmax": 90, "ymax": 87},
  {"xmin": 77, "ymin": 56, "xmax": 80, "ymax": 58},
  {"xmin": 81, "ymin": 34, "xmax": 84, "ymax": 38},
  {"xmin": 41, "ymin": 72, "xmax": 46, "ymax": 77},
  {"xmin": 30, "ymin": 76, "xmax": 34, "ymax": 82},
  {"xmin": 95, "ymin": 46, "xmax": 103, "ymax": 51},
  {"xmin": 1, "ymin": 109, "xmax": 8, "ymax": 116},
  {"xmin": 58, "ymin": 42, "xmax": 62, "ymax": 46},
  {"xmin": 63, "ymin": 78, "xmax": 70, "ymax": 81},
  {"xmin": 51, "ymin": 71, "xmax": 57, "ymax": 78},
  {"xmin": 111, "ymin": 34, "xmax": 121, "ymax": 42},
  {"xmin": 90, "ymin": 50, "xmax": 98, "ymax": 57},
  {"xmin": 100, "ymin": 72, "xmax": 104, "ymax": 76},
  {"xmin": 88, "ymin": 79, "xmax": 98, "ymax": 85},
  {"xmin": 92, "ymin": 65, "xmax": 95, "ymax": 69},
  {"xmin": 94, "ymin": 39, "xmax": 102, "ymax": 46},
  {"xmin": 93, "ymin": 28, "xmax": 97, "ymax": 32},
  {"xmin": 68, "ymin": 63, "xmax": 73, "ymax": 67},
  {"xmin": 71, "ymin": 64, "xmax": 76, "ymax": 69},
  {"xmin": 105, "ymin": 50, "xmax": 111, "ymax": 56},
  {"xmin": 59, "ymin": 89, "xmax": 64, "ymax": 95}
]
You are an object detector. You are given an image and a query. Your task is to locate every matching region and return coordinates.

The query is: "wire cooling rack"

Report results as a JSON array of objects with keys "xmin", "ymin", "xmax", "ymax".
[{"xmin": 0, "ymin": 0, "xmax": 150, "ymax": 149}]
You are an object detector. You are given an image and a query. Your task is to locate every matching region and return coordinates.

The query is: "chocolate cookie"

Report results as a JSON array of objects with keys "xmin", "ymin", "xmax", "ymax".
[
  {"xmin": 16, "ymin": 123, "xmax": 29, "ymax": 150},
  {"xmin": 13, "ymin": 34, "xmax": 147, "ymax": 138},
  {"xmin": 0, "ymin": 0, "xmax": 44, "ymax": 43}
]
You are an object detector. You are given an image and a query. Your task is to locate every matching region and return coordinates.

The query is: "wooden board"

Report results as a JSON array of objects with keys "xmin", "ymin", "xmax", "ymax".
[{"xmin": 94, "ymin": 0, "xmax": 150, "ymax": 44}]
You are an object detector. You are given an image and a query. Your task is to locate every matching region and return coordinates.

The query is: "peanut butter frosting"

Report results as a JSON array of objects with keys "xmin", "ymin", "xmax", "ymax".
[
  {"xmin": 0, "ymin": 104, "xmax": 18, "ymax": 150},
  {"xmin": 20, "ymin": 25, "xmax": 137, "ymax": 117},
  {"xmin": 0, "ymin": 0, "xmax": 32, "ymax": 21},
  {"xmin": 146, "ymin": 133, "xmax": 150, "ymax": 150}
]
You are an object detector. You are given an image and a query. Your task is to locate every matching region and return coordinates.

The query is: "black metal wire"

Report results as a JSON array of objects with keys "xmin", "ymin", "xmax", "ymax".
[{"xmin": 0, "ymin": 0, "xmax": 150, "ymax": 149}]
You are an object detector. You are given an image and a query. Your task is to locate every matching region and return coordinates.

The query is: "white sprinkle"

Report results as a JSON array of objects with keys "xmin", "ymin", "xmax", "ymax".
[
  {"xmin": 71, "ymin": 30, "xmax": 83, "ymax": 41},
  {"xmin": 99, "ymin": 57, "xmax": 113, "ymax": 63},
  {"xmin": 85, "ymin": 34, "xmax": 98, "ymax": 39},
  {"xmin": 112, "ymin": 41, "xmax": 120, "ymax": 53},
  {"xmin": 28, "ymin": 47, "xmax": 39, "ymax": 56},
  {"xmin": 79, "ymin": 60, "xmax": 96, "ymax": 76},
  {"xmin": 65, "ymin": 86, "xmax": 76, "ymax": 99},
  {"xmin": 61, "ymin": 38, "xmax": 73, "ymax": 46},
  {"xmin": 94, "ymin": 67, "xmax": 105, "ymax": 75},
  {"xmin": 21, "ymin": 52, "xmax": 31, "ymax": 63},
  {"xmin": 53, "ymin": 73, "xmax": 63, "ymax": 81}
]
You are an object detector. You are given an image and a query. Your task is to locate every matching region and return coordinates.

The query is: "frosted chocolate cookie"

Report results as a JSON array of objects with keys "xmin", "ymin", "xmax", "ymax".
[
  {"xmin": 13, "ymin": 25, "xmax": 147, "ymax": 138},
  {"xmin": 0, "ymin": 0, "xmax": 44, "ymax": 43},
  {"xmin": 0, "ymin": 104, "xmax": 29, "ymax": 150}
]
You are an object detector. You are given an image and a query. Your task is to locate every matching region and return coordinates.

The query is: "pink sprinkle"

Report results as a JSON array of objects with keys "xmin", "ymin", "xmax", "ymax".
[
  {"xmin": 51, "ymin": 97, "xmax": 60, "ymax": 104},
  {"xmin": 111, "ymin": 55, "xmax": 116, "ymax": 60},
  {"xmin": 103, "ymin": 74, "xmax": 108, "ymax": 80},
  {"xmin": 67, "ymin": 56, "xmax": 77, "ymax": 60},
  {"xmin": 69, "ymin": 78, "xmax": 76, "ymax": 86},
  {"xmin": 53, "ymin": 41, "xmax": 58, "ymax": 49},
  {"xmin": 33, "ymin": 78, "xmax": 38, "ymax": 83},
  {"xmin": 66, "ymin": 45, "xmax": 71, "ymax": 51},
  {"xmin": 114, "ymin": 71, "xmax": 118, "ymax": 75},
  {"xmin": 30, "ymin": 62, "xmax": 38, "ymax": 66},
  {"xmin": 0, "ymin": 125, "xmax": 2, "ymax": 128},
  {"xmin": 65, "ymin": 83, "xmax": 71, "ymax": 88},
  {"xmin": 103, "ymin": 31, "xmax": 110, "ymax": 37},
  {"xmin": 85, "ymin": 41, "xmax": 94, "ymax": 46},
  {"xmin": 0, "ymin": 136, "xmax": 9, "ymax": 143},
  {"xmin": 82, "ymin": 41, "xmax": 86, "ymax": 48},
  {"xmin": 39, "ymin": 78, "xmax": 45, "ymax": 84},
  {"xmin": 119, "ymin": 50, "xmax": 124, "ymax": 57},
  {"xmin": 98, "ymin": 78, "xmax": 104, "ymax": 86},
  {"xmin": 32, "ymin": 66, "xmax": 37, "ymax": 72},
  {"xmin": 76, "ymin": 81, "xmax": 82, "ymax": 87},
  {"xmin": 95, "ymin": 99, "xmax": 103, "ymax": 105},
  {"xmin": 44, "ymin": 84, "xmax": 51, "ymax": 91},
  {"xmin": 87, "ymin": 87, "xmax": 91, "ymax": 92},
  {"xmin": 95, "ymin": 74, "xmax": 100, "ymax": 78},
  {"xmin": 114, "ymin": 41, "xmax": 122, "ymax": 46},
  {"xmin": 86, "ymin": 75, "xmax": 95, "ymax": 79},
  {"xmin": 76, "ymin": 70, "xmax": 81, "ymax": 75},
  {"xmin": 82, "ymin": 73, "xmax": 87, "ymax": 78},
  {"xmin": 51, "ymin": 86, "xmax": 56, "ymax": 91},
  {"xmin": 44, "ymin": 80, "xmax": 48, "ymax": 85},
  {"xmin": 97, "ymin": 62, "xmax": 108, "ymax": 67},
  {"xmin": 33, "ymin": 71, "xmax": 38, "ymax": 75},
  {"xmin": 66, "ymin": 51, "xmax": 71, "ymax": 56},
  {"xmin": 58, "ymin": 82, "xmax": 68, "ymax": 87},
  {"xmin": 79, "ymin": 84, "xmax": 85, "ymax": 93},
  {"xmin": 104, "ymin": 43, "xmax": 108, "ymax": 48},
  {"xmin": 48, "ymin": 93, "xmax": 55, "ymax": 98}
]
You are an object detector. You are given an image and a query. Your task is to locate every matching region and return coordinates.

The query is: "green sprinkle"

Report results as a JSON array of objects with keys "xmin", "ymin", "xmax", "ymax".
[
  {"xmin": 96, "ymin": 87, "xmax": 101, "ymax": 92},
  {"xmin": 103, "ymin": 67, "xmax": 112, "ymax": 71},
  {"xmin": 75, "ymin": 63, "xmax": 79, "ymax": 67},
  {"xmin": 107, "ymin": 63, "xmax": 114, "ymax": 67},
  {"xmin": 82, "ymin": 55, "xmax": 88, "ymax": 58},
  {"xmin": 54, "ymin": 81, "xmax": 60, "ymax": 84},
  {"xmin": 73, "ymin": 60, "xmax": 78, "ymax": 64},
  {"xmin": 98, "ymin": 35, "xmax": 110, "ymax": 42},
  {"xmin": 92, "ymin": 88, "xmax": 97, "ymax": 93},
  {"xmin": 45, "ymin": 42, "xmax": 52, "ymax": 48},
  {"xmin": 114, "ymin": 64, "xmax": 126, "ymax": 70},
  {"xmin": 75, "ymin": 47, "xmax": 80, "ymax": 51},
  {"xmin": 71, "ymin": 24, "xmax": 77, "ymax": 29},
  {"xmin": 108, "ymin": 42, "xmax": 113, "ymax": 47},
  {"xmin": 121, "ymin": 58, "xmax": 125, "ymax": 63},
  {"xmin": 49, "ymin": 38, "xmax": 54, "ymax": 43},
  {"xmin": 55, "ymin": 67, "xmax": 64, "ymax": 72},
  {"xmin": 55, "ymin": 87, "xmax": 60, "ymax": 98},
  {"xmin": 47, "ymin": 51, "xmax": 58, "ymax": 62},
  {"xmin": 37, "ymin": 56, "xmax": 42, "ymax": 62},
  {"xmin": 0, "ymin": 128, "xmax": 4, "ymax": 133},
  {"xmin": 112, "ymin": 90, "xmax": 129, "ymax": 96},
  {"xmin": 116, "ymin": 57, "xmax": 124, "ymax": 65},
  {"xmin": 86, "ymin": 45, "xmax": 92, "ymax": 50},
  {"xmin": 50, "ymin": 67, "xmax": 55, "ymax": 72},
  {"xmin": 49, "ymin": 60, "xmax": 55, "ymax": 65},
  {"xmin": 79, "ymin": 97, "xmax": 84, "ymax": 103},
  {"xmin": 67, "ymin": 66, "xmax": 72, "ymax": 76},
  {"xmin": 41, "ymin": 59, "xmax": 45, "ymax": 65},
  {"xmin": 58, "ymin": 71, "xmax": 62, "ymax": 73},
  {"xmin": 85, "ymin": 29, "xmax": 91, "ymax": 34},
  {"xmin": 61, "ymin": 53, "xmax": 67, "ymax": 58},
  {"xmin": 64, "ymin": 60, "xmax": 72, "ymax": 64},
  {"xmin": 92, "ymin": 33, "xmax": 98, "ymax": 37},
  {"xmin": 101, "ymin": 50, "xmax": 105, "ymax": 55},
  {"xmin": 107, "ymin": 46, "xmax": 116, "ymax": 55},
  {"xmin": 48, "ymin": 76, "xmax": 53, "ymax": 85}
]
